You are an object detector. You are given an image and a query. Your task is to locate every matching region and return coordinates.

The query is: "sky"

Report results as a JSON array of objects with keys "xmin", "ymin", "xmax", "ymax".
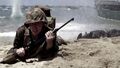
[{"xmin": 0, "ymin": 0, "xmax": 95, "ymax": 7}]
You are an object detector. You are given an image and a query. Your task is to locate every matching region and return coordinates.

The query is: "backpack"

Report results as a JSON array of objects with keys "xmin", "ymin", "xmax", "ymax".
[{"xmin": 40, "ymin": 6, "xmax": 56, "ymax": 30}]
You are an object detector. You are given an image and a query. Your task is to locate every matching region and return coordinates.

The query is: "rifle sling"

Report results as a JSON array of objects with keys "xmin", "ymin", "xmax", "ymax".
[{"xmin": 28, "ymin": 28, "xmax": 46, "ymax": 57}]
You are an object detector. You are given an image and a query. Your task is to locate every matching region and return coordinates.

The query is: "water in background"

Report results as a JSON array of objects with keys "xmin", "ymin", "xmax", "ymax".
[{"xmin": 0, "ymin": 6, "xmax": 120, "ymax": 41}]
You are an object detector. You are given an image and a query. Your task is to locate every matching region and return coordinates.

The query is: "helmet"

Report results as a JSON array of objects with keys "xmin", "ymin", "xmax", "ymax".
[{"xmin": 25, "ymin": 6, "xmax": 48, "ymax": 25}]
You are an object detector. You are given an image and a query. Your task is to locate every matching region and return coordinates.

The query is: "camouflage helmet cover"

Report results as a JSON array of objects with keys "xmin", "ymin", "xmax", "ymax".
[{"xmin": 25, "ymin": 6, "xmax": 48, "ymax": 25}]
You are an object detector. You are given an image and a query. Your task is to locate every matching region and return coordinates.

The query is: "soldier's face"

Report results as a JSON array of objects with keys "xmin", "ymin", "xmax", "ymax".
[{"xmin": 29, "ymin": 22, "xmax": 44, "ymax": 34}]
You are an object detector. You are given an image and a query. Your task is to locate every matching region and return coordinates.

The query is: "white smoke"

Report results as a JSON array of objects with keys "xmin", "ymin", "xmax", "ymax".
[{"xmin": 11, "ymin": 0, "xmax": 23, "ymax": 18}]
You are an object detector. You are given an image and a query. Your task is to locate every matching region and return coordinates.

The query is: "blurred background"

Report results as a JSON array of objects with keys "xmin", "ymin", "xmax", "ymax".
[{"xmin": 0, "ymin": 0, "xmax": 120, "ymax": 41}]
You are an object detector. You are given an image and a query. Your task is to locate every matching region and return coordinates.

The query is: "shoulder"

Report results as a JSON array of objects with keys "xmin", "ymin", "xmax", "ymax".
[{"xmin": 16, "ymin": 25, "xmax": 26, "ymax": 34}]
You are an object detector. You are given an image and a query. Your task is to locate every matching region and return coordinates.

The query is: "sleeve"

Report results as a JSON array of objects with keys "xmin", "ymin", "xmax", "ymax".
[
  {"xmin": 13, "ymin": 26, "xmax": 25, "ymax": 49},
  {"xmin": 46, "ymin": 34, "xmax": 59, "ymax": 52}
]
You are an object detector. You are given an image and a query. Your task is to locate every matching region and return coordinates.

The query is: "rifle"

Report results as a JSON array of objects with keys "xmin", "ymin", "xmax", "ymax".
[{"xmin": 27, "ymin": 18, "xmax": 74, "ymax": 57}]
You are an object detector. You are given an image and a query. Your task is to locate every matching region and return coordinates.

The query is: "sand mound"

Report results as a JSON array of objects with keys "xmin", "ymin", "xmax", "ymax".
[{"xmin": 1, "ymin": 37, "xmax": 120, "ymax": 68}]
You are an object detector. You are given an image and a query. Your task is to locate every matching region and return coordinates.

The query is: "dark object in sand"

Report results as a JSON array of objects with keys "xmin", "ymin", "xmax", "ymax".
[
  {"xmin": 107, "ymin": 29, "xmax": 120, "ymax": 37},
  {"xmin": 88, "ymin": 30, "xmax": 107, "ymax": 38},
  {"xmin": 77, "ymin": 29, "xmax": 120, "ymax": 39},
  {"xmin": 77, "ymin": 30, "xmax": 106, "ymax": 39}
]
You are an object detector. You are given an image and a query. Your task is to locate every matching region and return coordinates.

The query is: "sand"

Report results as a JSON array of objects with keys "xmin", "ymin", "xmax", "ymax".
[{"xmin": 1, "ymin": 37, "xmax": 120, "ymax": 68}]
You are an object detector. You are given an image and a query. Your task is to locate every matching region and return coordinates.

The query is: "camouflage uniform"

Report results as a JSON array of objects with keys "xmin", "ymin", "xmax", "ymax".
[{"xmin": 1, "ymin": 6, "xmax": 58, "ymax": 64}]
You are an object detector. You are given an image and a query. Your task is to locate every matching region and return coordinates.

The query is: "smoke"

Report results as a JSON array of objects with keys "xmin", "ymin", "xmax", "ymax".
[{"xmin": 11, "ymin": 0, "xmax": 23, "ymax": 17}]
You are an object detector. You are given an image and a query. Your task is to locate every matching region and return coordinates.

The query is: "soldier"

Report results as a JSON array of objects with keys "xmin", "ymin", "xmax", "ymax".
[{"xmin": 0, "ymin": 6, "xmax": 59, "ymax": 64}]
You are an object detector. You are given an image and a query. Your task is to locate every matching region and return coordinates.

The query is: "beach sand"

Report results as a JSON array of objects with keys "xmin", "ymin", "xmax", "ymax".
[{"xmin": 1, "ymin": 37, "xmax": 120, "ymax": 68}]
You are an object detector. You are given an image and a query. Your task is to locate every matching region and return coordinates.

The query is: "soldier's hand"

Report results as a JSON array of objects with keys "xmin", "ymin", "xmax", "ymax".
[
  {"xmin": 45, "ymin": 31, "xmax": 55, "ymax": 49},
  {"xmin": 16, "ymin": 47, "xmax": 25, "ymax": 57},
  {"xmin": 45, "ymin": 31, "xmax": 55, "ymax": 40}
]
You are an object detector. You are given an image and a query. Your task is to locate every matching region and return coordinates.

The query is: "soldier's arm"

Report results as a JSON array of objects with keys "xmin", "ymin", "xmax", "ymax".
[
  {"xmin": 45, "ymin": 31, "xmax": 55, "ymax": 50},
  {"xmin": 13, "ymin": 26, "xmax": 25, "ymax": 49}
]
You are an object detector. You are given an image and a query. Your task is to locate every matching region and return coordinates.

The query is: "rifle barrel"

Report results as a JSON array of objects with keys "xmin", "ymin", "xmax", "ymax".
[{"xmin": 53, "ymin": 18, "xmax": 74, "ymax": 33}]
